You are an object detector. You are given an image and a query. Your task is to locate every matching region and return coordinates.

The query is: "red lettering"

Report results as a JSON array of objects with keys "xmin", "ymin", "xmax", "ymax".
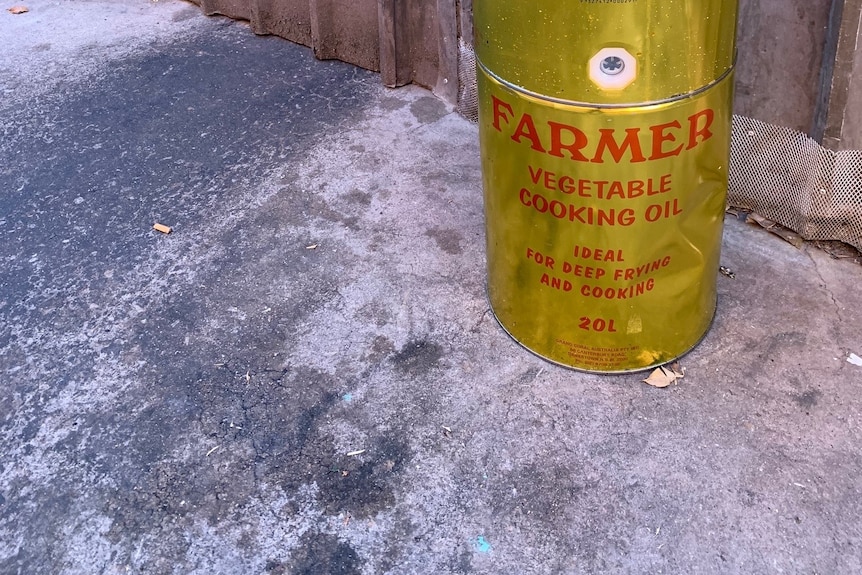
[
  {"xmin": 528, "ymin": 166, "xmax": 543, "ymax": 184},
  {"xmin": 649, "ymin": 120, "xmax": 684, "ymax": 160},
  {"xmin": 511, "ymin": 113, "xmax": 546, "ymax": 152},
  {"xmin": 606, "ymin": 181, "xmax": 625, "ymax": 200},
  {"xmin": 559, "ymin": 176, "xmax": 576, "ymax": 194},
  {"xmin": 492, "ymin": 96, "xmax": 514, "ymax": 132},
  {"xmin": 548, "ymin": 121, "xmax": 589, "ymax": 161},
  {"xmin": 549, "ymin": 200, "xmax": 566, "ymax": 219},
  {"xmin": 591, "ymin": 128, "xmax": 647, "ymax": 164},
  {"xmin": 660, "ymin": 174, "xmax": 672, "ymax": 193},
  {"xmin": 687, "ymin": 109, "xmax": 715, "ymax": 149},
  {"xmin": 492, "ymin": 97, "xmax": 714, "ymax": 162}
]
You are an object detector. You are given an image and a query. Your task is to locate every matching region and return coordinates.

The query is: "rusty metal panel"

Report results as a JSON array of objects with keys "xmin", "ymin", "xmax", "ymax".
[
  {"xmin": 189, "ymin": 0, "xmax": 459, "ymax": 101},
  {"xmin": 429, "ymin": 0, "xmax": 458, "ymax": 101},
  {"xmin": 378, "ymin": 0, "xmax": 409, "ymax": 85},
  {"xmin": 822, "ymin": 0, "xmax": 862, "ymax": 149},
  {"xmin": 191, "ymin": 0, "xmax": 311, "ymax": 44},
  {"xmin": 310, "ymin": 0, "xmax": 380, "ymax": 69},
  {"xmin": 379, "ymin": 0, "xmax": 457, "ymax": 102},
  {"xmin": 734, "ymin": 0, "xmax": 833, "ymax": 135},
  {"xmin": 843, "ymin": 25, "xmax": 862, "ymax": 149},
  {"xmin": 189, "ymin": 0, "xmax": 378, "ymax": 71},
  {"xmin": 192, "ymin": 0, "xmax": 251, "ymax": 23},
  {"xmin": 249, "ymin": 0, "xmax": 312, "ymax": 45}
]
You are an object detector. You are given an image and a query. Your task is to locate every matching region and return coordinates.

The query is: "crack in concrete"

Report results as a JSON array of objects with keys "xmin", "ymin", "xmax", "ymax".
[{"xmin": 805, "ymin": 246, "xmax": 845, "ymax": 352}]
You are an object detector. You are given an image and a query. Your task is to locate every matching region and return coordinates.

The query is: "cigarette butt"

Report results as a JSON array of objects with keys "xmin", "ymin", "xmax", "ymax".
[{"xmin": 153, "ymin": 223, "xmax": 172, "ymax": 234}]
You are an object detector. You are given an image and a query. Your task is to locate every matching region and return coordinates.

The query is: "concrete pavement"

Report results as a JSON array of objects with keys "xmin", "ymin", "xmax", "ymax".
[{"xmin": 2, "ymin": 1, "xmax": 861, "ymax": 573}]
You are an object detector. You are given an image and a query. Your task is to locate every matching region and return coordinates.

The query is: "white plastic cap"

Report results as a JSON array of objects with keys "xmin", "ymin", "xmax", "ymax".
[{"xmin": 589, "ymin": 47, "xmax": 637, "ymax": 91}]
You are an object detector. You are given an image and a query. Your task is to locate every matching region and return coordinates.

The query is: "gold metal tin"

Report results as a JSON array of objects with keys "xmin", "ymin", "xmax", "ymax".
[{"xmin": 476, "ymin": 1, "xmax": 738, "ymax": 372}]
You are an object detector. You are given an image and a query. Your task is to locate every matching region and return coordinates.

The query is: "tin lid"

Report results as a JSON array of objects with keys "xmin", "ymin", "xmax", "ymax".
[{"xmin": 474, "ymin": 1, "xmax": 738, "ymax": 106}]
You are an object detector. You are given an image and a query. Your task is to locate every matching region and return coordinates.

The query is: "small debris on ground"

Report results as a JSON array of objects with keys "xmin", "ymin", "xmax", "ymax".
[
  {"xmin": 475, "ymin": 536, "xmax": 493, "ymax": 553},
  {"xmin": 719, "ymin": 266, "xmax": 735, "ymax": 278},
  {"xmin": 305, "ymin": 244, "xmax": 318, "ymax": 250},
  {"xmin": 848, "ymin": 353, "xmax": 862, "ymax": 367},
  {"xmin": 745, "ymin": 213, "xmax": 804, "ymax": 248},
  {"xmin": 346, "ymin": 449, "xmax": 365, "ymax": 457},
  {"xmin": 8, "ymin": 5, "xmax": 28, "ymax": 14},
  {"xmin": 153, "ymin": 222, "xmax": 172, "ymax": 234},
  {"xmin": 730, "ymin": 207, "xmax": 862, "ymax": 262},
  {"xmin": 726, "ymin": 206, "xmax": 748, "ymax": 220},
  {"xmin": 643, "ymin": 362, "xmax": 685, "ymax": 388},
  {"xmin": 813, "ymin": 240, "xmax": 862, "ymax": 265}
]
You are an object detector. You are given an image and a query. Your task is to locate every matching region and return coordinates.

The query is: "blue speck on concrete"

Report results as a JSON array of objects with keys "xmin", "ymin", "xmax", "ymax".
[
  {"xmin": 343, "ymin": 393, "xmax": 353, "ymax": 402},
  {"xmin": 475, "ymin": 536, "xmax": 492, "ymax": 553}
]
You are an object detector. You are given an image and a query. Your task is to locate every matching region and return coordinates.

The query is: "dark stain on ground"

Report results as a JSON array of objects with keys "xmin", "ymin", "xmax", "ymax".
[
  {"xmin": 489, "ymin": 462, "xmax": 595, "ymax": 524},
  {"xmin": 409, "ymin": 95, "xmax": 449, "ymax": 124},
  {"xmin": 478, "ymin": 457, "xmax": 637, "ymax": 572},
  {"xmin": 0, "ymin": 19, "xmax": 374, "ymax": 352},
  {"xmin": 793, "ymin": 389, "xmax": 822, "ymax": 412},
  {"xmin": 344, "ymin": 189, "xmax": 372, "ymax": 206},
  {"xmin": 739, "ymin": 488, "xmax": 761, "ymax": 508},
  {"xmin": 391, "ymin": 340, "xmax": 444, "ymax": 375},
  {"xmin": 0, "ymin": 19, "xmax": 385, "ymax": 572},
  {"xmin": 370, "ymin": 335, "xmax": 396, "ymax": 356},
  {"xmin": 286, "ymin": 532, "xmax": 362, "ymax": 575},
  {"xmin": 378, "ymin": 95, "xmax": 408, "ymax": 111},
  {"xmin": 425, "ymin": 227, "xmax": 464, "ymax": 255},
  {"xmin": 516, "ymin": 366, "xmax": 543, "ymax": 385},
  {"xmin": 172, "ymin": 7, "xmax": 201, "ymax": 22},
  {"xmin": 102, "ymin": 349, "xmax": 414, "ymax": 539},
  {"xmin": 265, "ymin": 559, "xmax": 287, "ymax": 574},
  {"xmin": 277, "ymin": 190, "xmax": 362, "ymax": 231},
  {"xmin": 316, "ymin": 435, "xmax": 412, "ymax": 517},
  {"xmin": 449, "ymin": 546, "xmax": 475, "ymax": 574}
]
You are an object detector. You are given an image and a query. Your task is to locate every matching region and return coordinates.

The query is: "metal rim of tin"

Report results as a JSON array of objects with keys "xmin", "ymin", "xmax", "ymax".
[
  {"xmin": 488, "ymin": 301, "xmax": 718, "ymax": 375},
  {"xmin": 473, "ymin": 2, "xmax": 739, "ymax": 108},
  {"xmin": 477, "ymin": 57, "xmax": 737, "ymax": 110}
]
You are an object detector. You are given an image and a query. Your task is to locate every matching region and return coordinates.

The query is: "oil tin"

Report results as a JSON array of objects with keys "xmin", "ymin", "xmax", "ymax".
[{"xmin": 475, "ymin": 1, "xmax": 739, "ymax": 372}]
